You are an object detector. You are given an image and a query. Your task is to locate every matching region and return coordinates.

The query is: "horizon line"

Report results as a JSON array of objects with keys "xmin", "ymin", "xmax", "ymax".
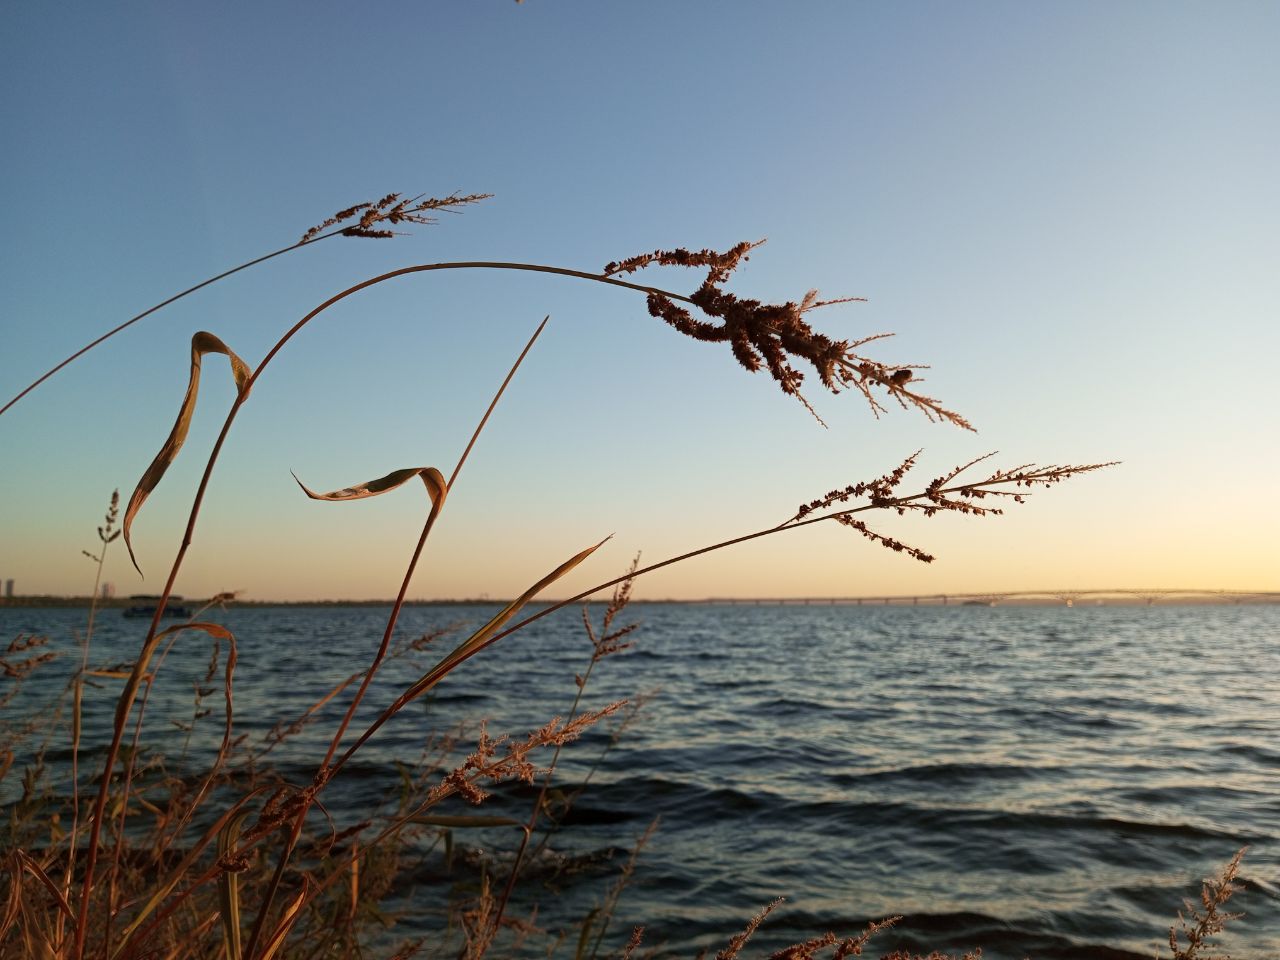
[{"xmin": 4, "ymin": 587, "xmax": 1279, "ymax": 609}]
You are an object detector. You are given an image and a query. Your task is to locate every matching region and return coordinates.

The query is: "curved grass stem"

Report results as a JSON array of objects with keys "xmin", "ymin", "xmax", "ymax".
[
  {"xmin": 0, "ymin": 232, "xmax": 337, "ymax": 420},
  {"xmin": 72, "ymin": 261, "xmax": 700, "ymax": 958},
  {"xmin": 242, "ymin": 317, "xmax": 549, "ymax": 960},
  {"xmin": 74, "ymin": 254, "xmax": 1029, "ymax": 958}
]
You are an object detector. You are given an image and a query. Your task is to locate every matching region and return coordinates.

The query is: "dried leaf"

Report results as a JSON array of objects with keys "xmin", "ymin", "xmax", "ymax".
[
  {"xmin": 292, "ymin": 466, "xmax": 447, "ymax": 507},
  {"xmin": 111, "ymin": 622, "xmax": 233, "ymax": 751},
  {"xmin": 123, "ymin": 332, "xmax": 252, "ymax": 575},
  {"xmin": 15, "ymin": 851, "xmax": 75, "ymax": 922},
  {"xmin": 257, "ymin": 879, "xmax": 310, "ymax": 960}
]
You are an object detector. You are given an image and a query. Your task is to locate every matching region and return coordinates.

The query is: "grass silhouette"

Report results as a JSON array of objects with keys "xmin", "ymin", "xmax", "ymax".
[{"xmin": 0, "ymin": 193, "xmax": 1240, "ymax": 960}]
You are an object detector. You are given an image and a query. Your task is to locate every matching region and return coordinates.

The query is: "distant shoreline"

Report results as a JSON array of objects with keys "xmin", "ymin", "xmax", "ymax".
[{"xmin": 2, "ymin": 594, "xmax": 1277, "ymax": 609}]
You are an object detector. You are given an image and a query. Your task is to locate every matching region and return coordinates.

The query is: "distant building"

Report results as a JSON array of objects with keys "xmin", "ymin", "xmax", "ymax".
[
  {"xmin": 3, "ymin": 579, "xmax": 13, "ymax": 598},
  {"xmin": 102, "ymin": 582, "xmax": 116, "ymax": 599}
]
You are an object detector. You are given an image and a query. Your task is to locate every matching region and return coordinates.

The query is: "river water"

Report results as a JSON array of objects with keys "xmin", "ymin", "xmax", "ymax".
[{"xmin": 2, "ymin": 603, "xmax": 1277, "ymax": 958}]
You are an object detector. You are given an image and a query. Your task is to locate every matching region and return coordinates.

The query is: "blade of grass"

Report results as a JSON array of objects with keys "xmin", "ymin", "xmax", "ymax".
[
  {"xmin": 104, "ymin": 622, "xmax": 237, "ymax": 952},
  {"xmin": 256, "ymin": 880, "xmax": 310, "ymax": 960},
  {"xmin": 330, "ymin": 534, "xmax": 609, "ymax": 776},
  {"xmin": 109, "ymin": 789, "xmax": 266, "ymax": 960},
  {"xmin": 122, "ymin": 332, "xmax": 251, "ymax": 575},
  {"xmin": 75, "ymin": 258, "xmax": 787, "ymax": 951},
  {"xmin": 15, "ymin": 850, "xmax": 76, "ymax": 924},
  {"xmin": 574, "ymin": 908, "xmax": 600, "ymax": 960},
  {"xmin": 242, "ymin": 317, "xmax": 549, "ymax": 960},
  {"xmin": 318, "ymin": 316, "xmax": 547, "ymax": 774},
  {"xmin": 76, "ymin": 248, "xmax": 1010, "ymax": 956},
  {"xmin": 82, "ymin": 620, "xmax": 233, "ymax": 958},
  {"xmin": 216, "ymin": 812, "xmax": 252, "ymax": 960},
  {"xmin": 0, "ymin": 854, "xmax": 23, "ymax": 946}
]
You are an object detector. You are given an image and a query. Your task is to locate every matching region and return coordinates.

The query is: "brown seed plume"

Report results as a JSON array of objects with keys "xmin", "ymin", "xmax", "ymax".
[
  {"xmin": 300, "ymin": 191, "xmax": 492, "ymax": 243},
  {"xmin": 605, "ymin": 241, "xmax": 970, "ymax": 428},
  {"xmin": 790, "ymin": 453, "xmax": 1118, "ymax": 565}
]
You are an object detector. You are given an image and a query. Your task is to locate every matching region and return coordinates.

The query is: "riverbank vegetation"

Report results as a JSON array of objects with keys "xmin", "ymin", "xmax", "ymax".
[{"xmin": 0, "ymin": 195, "xmax": 1242, "ymax": 959}]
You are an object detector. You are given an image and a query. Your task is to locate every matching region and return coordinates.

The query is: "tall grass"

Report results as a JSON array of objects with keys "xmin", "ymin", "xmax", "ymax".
[{"xmin": 0, "ymin": 194, "xmax": 1237, "ymax": 959}]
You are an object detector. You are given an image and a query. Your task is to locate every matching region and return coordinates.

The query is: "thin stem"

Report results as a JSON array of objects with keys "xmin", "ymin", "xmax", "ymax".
[
  {"xmin": 59, "ymin": 544, "xmax": 108, "ymax": 950},
  {"xmin": 244, "ymin": 317, "xmax": 548, "ymax": 960},
  {"xmin": 242, "ymin": 833, "xmax": 297, "ymax": 960},
  {"xmin": 589, "ymin": 819, "xmax": 657, "ymax": 960},
  {"xmin": 74, "ymin": 404, "xmax": 243, "ymax": 957},
  {"xmin": 320, "ymin": 315, "xmax": 549, "ymax": 773},
  {"xmin": 0, "ymin": 231, "xmax": 342, "ymax": 420},
  {"xmin": 491, "ymin": 481, "xmax": 1030, "ymax": 634},
  {"xmin": 529, "ymin": 685, "xmax": 628, "ymax": 865},
  {"xmin": 113, "ymin": 475, "xmax": 1055, "ymax": 958},
  {"xmin": 448, "ymin": 315, "xmax": 550, "ymax": 492},
  {"xmin": 490, "ymin": 656, "xmax": 595, "ymax": 939},
  {"xmin": 70, "ymin": 256, "xmax": 863, "ymax": 956},
  {"xmin": 332, "ymin": 523, "xmax": 793, "ymax": 771}
]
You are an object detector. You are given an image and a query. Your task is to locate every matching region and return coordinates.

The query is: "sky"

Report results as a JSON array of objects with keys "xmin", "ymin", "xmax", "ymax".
[{"xmin": 1, "ymin": 1, "xmax": 1277, "ymax": 602}]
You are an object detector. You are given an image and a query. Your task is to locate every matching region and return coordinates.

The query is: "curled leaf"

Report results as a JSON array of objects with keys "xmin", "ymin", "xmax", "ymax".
[
  {"xmin": 112, "ymin": 622, "xmax": 234, "ymax": 734},
  {"xmin": 123, "ymin": 332, "xmax": 252, "ymax": 575},
  {"xmin": 292, "ymin": 466, "xmax": 447, "ymax": 507}
]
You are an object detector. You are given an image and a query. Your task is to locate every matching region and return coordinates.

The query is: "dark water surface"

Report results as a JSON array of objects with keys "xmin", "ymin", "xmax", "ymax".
[{"xmin": 3, "ymin": 603, "xmax": 1278, "ymax": 958}]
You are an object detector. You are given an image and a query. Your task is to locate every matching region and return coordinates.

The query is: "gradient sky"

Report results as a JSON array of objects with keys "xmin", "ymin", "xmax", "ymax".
[{"xmin": 1, "ymin": 2, "xmax": 1276, "ymax": 601}]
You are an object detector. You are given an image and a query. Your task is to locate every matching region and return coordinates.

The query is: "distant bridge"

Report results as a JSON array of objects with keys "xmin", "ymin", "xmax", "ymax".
[{"xmin": 700, "ymin": 589, "xmax": 1280, "ymax": 607}]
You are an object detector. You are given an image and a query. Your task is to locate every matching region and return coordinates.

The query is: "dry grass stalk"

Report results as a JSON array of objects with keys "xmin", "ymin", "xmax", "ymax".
[
  {"xmin": 717, "ymin": 897, "xmax": 786, "ymax": 960},
  {"xmin": 1168, "ymin": 848, "xmax": 1247, "ymax": 960},
  {"xmin": 768, "ymin": 916, "xmax": 901, "ymax": 960},
  {"xmin": 605, "ymin": 241, "xmax": 967, "ymax": 428},
  {"xmin": 425, "ymin": 705, "xmax": 625, "ymax": 809},
  {"xmin": 260, "ymin": 624, "xmax": 454, "ymax": 755},
  {"xmin": 0, "ymin": 192, "xmax": 1138, "ymax": 960},
  {"xmin": 459, "ymin": 873, "xmax": 498, "ymax": 960},
  {"xmin": 583, "ymin": 553, "xmax": 642, "ymax": 666},
  {"xmin": 785, "ymin": 452, "xmax": 1118, "ymax": 564},
  {"xmin": 0, "ymin": 636, "xmax": 55, "ymax": 695},
  {"xmin": 470, "ymin": 455, "xmax": 1117, "ymax": 669},
  {"xmin": 488, "ymin": 555, "xmax": 646, "ymax": 942},
  {"xmin": 0, "ymin": 191, "xmax": 489, "ymax": 419},
  {"xmin": 299, "ymin": 191, "xmax": 490, "ymax": 242},
  {"xmin": 584, "ymin": 818, "xmax": 658, "ymax": 960},
  {"xmin": 619, "ymin": 926, "xmax": 645, "ymax": 959}
]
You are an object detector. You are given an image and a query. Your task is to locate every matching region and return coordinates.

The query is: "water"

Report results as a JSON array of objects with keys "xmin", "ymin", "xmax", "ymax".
[{"xmin": 3, "ymin": 603, "xmax": 1278, "ymax": 958}]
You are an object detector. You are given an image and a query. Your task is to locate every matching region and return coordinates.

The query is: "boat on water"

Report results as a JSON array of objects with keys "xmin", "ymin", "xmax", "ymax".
[{"xmin": 122, "ymin": 594, "xmax": 193, "ymax": 619}]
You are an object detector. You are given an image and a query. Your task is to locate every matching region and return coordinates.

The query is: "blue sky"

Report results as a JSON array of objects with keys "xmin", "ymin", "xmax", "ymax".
[{"xmin": 2, "ymin": 1, "xmax": 1277, "ymax": 600}]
